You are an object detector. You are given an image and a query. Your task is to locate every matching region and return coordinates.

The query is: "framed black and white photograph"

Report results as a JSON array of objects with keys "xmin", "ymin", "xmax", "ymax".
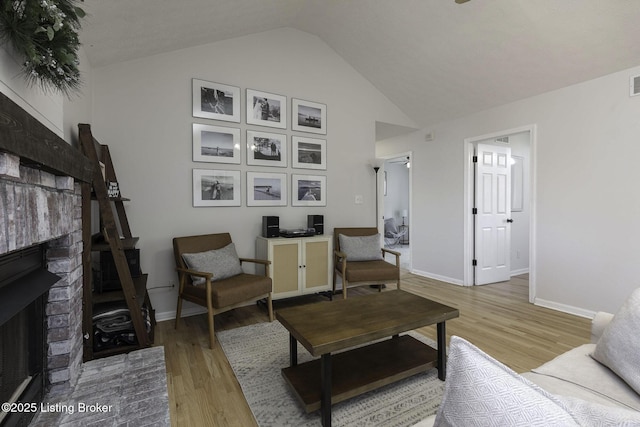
[
  {"xmin": 247, "ymin": 172, "xmax": 287, "ymax": 207},
  {"xmin": 292, "ymin": 98, "xmax": 326, "ymax": 134},
  {"xmin": 193, "ymin": 169, "xmax": 241, "ymax": 207},
  {"xmin": 247, "ymin": 130, "xmax": 287, "ymax": 167},
  {"xmin": 292, "ymin": 136, "xmax": 326, "ymax": 170},
  {"xmin": 192, "ymin": 124, "xmax": 241, "ymax": 164},
  {"xmin": 246, "ymin": 89, "xmax": 287, "ymax": 129},
  {"xmin": 192, "ymin": 79, "xmax": 240, "ymax": 122},
  {"xmin": 292, "ymin": 174, "xmax": 326, "ymax": 206}
]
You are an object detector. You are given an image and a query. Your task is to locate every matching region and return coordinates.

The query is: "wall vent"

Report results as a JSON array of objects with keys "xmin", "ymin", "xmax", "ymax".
[
  {"xmin": 631, "ymin": 75, "xmax": 640, "ymax": 97},
  {"xmin": 496, "ymin": 136, "xmax": 509, "ymax": 143}
]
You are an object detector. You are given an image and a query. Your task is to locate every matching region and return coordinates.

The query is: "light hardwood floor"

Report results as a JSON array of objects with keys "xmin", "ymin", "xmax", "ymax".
[{"xmin": 155, "ymin": 271, "xmax": 592, "ymax": 426}]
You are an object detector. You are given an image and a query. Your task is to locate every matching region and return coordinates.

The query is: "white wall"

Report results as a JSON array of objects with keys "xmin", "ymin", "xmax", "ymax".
[
  {"xmin": 0, "ymin": 45, "xmax": 65, "ymax": 138},
  {"xmin": 1, "ymin": 43, "xmax": 93, "ymax": 145},
  {"xmin": 63, "ymin": 47, "xmax": 93, "ymax": 147},
  {"xmin": 90, "ymin": 28, "xmax": 415, "ymax": 318},
  {"xmin": 378, "ymin": 64, "xmax": 640, "ymax": 315}
]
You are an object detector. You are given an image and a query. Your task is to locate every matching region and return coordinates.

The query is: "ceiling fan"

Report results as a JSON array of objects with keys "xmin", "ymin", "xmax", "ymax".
[{"xmin": 455, "ymin": 0, "xmax": 471, "ymax": 3}]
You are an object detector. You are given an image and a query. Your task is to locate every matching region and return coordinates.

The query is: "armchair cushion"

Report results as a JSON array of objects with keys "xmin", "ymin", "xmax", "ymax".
[
  {"xmin": 338, "ymin": 233, "xmax": 383, "ymax": 261},
  {"xmin": 181, "ymin": 273, "xmax": 272, "ymax": 308},
  {"xmin": 343, "ymin": 260, "xmax": 399, "ymax": 282},
  {"xmin": 182, "ymin": 242, "xmax": 243, "ymax": 285},
  {"xmin": 592, "ymin": 287, "xmax": 640, "ymax": 395}
]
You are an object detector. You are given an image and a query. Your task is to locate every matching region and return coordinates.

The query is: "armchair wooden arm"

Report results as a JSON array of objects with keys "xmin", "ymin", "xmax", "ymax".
[
  {"xmin": 176, "ymin": 266, "xmax": 214, "ymax": 279},
  {"xmin": 382, "ymin": 248, "xmax": 401, "ymax": 267},
  {"xmin": 239, "ymin": 257, "xmax": 271, "ymax": 277},
  {"xmin": 239, "ymin": 257, "xmax": 271, "ymax": 265},
  {"xmin": 334, "ymin": 249, "xmax": 347, "ymax": 274}
]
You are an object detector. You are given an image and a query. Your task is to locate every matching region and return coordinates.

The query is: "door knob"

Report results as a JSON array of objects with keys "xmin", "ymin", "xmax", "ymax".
[{"xmin": 506, "ymin": 219, "xmax": 514, "ymax": 223}]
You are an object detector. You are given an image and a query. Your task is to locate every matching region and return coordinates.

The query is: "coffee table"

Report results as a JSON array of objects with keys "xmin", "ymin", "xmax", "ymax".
[{"xmin": 276, "ymin": 290, "xmax": 459, "ymax": 427}]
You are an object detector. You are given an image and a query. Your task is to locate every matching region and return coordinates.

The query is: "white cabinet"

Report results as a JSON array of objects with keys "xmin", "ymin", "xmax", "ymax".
[{"xmin": 256, "ymin": 235, "xmax": 332, "ymax": 299}]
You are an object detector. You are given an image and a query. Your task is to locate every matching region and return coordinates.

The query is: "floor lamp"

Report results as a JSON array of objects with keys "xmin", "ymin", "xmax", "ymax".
[{"xmin": 372, "ymin": 165, "xmax": 383, "ymax": 289}]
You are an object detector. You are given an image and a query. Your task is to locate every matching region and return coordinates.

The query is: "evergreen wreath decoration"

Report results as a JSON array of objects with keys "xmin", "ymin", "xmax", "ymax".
[{"xmin": 0, "ymin": 0, "xmax": 86, "ymax": 96}]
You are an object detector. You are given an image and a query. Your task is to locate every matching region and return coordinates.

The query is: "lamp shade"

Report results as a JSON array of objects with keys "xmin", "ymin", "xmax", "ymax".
[{"xmin": 402, "ymin": 210, "xmax": 408, "ymax": 217}]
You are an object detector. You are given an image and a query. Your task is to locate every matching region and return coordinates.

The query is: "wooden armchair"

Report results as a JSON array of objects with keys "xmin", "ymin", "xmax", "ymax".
[
  {"xmin": 173, "ymin": 233, "xmax": 273, "ymax": 348},
  {"xmin": 333, "ymin": 227, "xmax": 401, "ymax": 299}
]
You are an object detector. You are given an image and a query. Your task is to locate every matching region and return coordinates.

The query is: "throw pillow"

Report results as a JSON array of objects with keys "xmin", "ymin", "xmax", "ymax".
[
  {"xmin": 182, "ymin": 243, "xmax": 243, "ymax": 285},
  {"xmin": 592, "ymin": 287, "xmax": 640, "ymax": 395},
  {"xmin": 434, "ymin": 336, "xmax": 581, "ymax": 427},
  {"xmin": 339, "ymin": 233, "xmax": 383, "ymax": 261}
]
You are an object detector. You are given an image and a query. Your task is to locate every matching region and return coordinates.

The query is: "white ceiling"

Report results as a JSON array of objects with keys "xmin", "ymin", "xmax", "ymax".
[{"xmin": 80, "ymin": 0, "xmax": 640, "ymax": 129}]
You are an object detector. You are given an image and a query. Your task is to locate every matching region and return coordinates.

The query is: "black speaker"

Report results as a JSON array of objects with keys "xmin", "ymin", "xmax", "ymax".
[
  {"xmin": 262, "ymin": 216, "xmax": 280, "ymax": 237},
  {"xmin": 307, "ymin": 215, "xmax": 324, "ymax": 235}
]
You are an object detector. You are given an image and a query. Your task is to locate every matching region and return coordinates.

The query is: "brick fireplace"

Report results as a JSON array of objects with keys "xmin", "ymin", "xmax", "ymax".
[
  {"xmin": 0, "ymin": 91, "xmax": 93, "ymax": 425},
  {"xmin": 1, "ymin": 92, "xmax": 169, "ymax": 426},
  {"xmin": 0, "ymin": 151, "xmax": 85, "ymax": 424}
]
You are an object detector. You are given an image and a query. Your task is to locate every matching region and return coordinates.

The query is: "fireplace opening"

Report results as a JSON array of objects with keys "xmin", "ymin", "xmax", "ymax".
[{"xmin": 0, "ymin": 245, "xmax": 60, "ymax": 426}]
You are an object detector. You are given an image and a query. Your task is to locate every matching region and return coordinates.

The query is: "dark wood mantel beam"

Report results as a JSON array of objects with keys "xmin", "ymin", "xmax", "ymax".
[{"xmin": 0, "ymin": 91, "xmax": 93, "ymax": 182}]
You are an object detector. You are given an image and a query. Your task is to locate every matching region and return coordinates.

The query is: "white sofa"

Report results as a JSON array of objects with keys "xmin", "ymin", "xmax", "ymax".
[
  {"xmin": 521, "ymin": 311, "xmax": 640, "ymax": 412},
  {"xmin": 418, "ymin": 287, "xmax": 640, "ymax": 426}
]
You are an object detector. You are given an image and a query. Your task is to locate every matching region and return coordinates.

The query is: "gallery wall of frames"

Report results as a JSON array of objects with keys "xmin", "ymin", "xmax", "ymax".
[{"xmin": 191, "ymin": 78, "xmax": 328, "ymax": 208}]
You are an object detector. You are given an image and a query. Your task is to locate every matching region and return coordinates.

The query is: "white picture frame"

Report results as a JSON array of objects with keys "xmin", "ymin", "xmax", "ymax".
[
  {"xmin": 247, "ymin": 172, "xmax": 287, "ymax": 207},
  {"xmin": 246, "ymin": 89, "xmax": 287, "ymax": 129},
  {"xmin": 292, "ymin": 98, "xmax": 326, "ymax": 134},
  {"xmin": 192, "ymin": 79, "xmax": 240, "ymax": 122},
  {"xmin": 192, "ymin": 123, "xmax": 241, "ymax": 164},
  {"xmin": 292, "ymin": 174, "xmax": 326, "ymax": 206},
  {"xmin": 247, "ymin": 130, "xmax": 287, "ymax": 167},
  {"xmin": 292, "ymin": 136, "xmax": 326, "ymax": 170},
  {"xmin": 193, "ymin": 169, "xmax": 241, "ymax": 207}
]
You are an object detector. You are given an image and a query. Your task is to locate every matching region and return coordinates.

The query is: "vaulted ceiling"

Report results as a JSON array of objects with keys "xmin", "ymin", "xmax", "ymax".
[{"xmin": 80, "ymin": 0, "xmax": 640, "ymax": 129}]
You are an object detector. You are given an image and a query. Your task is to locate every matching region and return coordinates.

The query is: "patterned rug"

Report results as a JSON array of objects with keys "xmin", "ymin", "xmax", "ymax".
[{"xmin": 218, "ymin": 321, "xmax": 443, "ymax": 427}]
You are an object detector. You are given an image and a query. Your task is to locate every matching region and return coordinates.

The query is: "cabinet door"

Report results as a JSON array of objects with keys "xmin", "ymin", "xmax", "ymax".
[
  {"xmin": 302, "ymin": 239, "xmax": 330, "ymax": 292},
  {"xmin": 272, "ymin": 241, "xmax": 300, "ymax": 295}
]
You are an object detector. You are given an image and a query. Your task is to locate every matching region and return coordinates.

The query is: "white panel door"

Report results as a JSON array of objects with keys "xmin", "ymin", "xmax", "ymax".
[{"xmin": 475, "ymin": 143, "xmax": 512, "ymax": 285}]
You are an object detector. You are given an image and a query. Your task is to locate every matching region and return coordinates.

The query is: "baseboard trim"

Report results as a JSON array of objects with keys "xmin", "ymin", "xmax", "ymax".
[
  {"xmin": 510, "ymin": 268, "xmax": 529, "ymax": 277},
  {"xmin": 156, "ymin": 306, "xmax": 206, "ymax": 323},
  {"xmin": 409, "ymin": 269, "xmax": 466, "ymax": 286},
  {"xmin": 534, "ymin": 298, "xmax": 595, "ymax": 319}
]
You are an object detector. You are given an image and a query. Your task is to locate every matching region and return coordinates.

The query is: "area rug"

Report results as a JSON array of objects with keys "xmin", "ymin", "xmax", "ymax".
[{"xmin": 218, "ymin": 321, "xmax": 444, "ymax": 427}]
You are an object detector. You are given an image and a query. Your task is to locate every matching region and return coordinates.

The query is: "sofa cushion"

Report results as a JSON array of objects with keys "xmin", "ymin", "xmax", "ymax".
[
  {"xmin": 592, "ymin": 287, "xmax": 640, "ymax": 395},
  {"xmin": 558, "ymin": 395, "xmax": 640, "ymax": 426},
  {"xmin": 526, "ymin": 343, "xmax": 640, "ymax": 411},
  {"xmin": 339, "ymin": 233, "xmax": 382, "ymax": 261},
  {"xmin": 434, "ymin": 336, "xmax": 581, "ymax": 426},
  {"xmin": 182, "ymin": 243, "xmax": 243, "ymax": 285}
]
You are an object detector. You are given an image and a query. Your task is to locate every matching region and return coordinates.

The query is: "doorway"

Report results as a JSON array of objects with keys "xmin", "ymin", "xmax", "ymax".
[
  {"xmin": 463, "ymin": 126, "xmax": 536, "ymax": 301},
  {"xmin": 382, "ymin": 154, "xmax": 411, "ymax": 270}
]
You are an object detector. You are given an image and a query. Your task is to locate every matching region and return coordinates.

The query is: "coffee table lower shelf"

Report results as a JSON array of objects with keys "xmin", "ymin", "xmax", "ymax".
[{"xmin": 282, "ymin": 334, "xmax": 438, "ymax": 413}]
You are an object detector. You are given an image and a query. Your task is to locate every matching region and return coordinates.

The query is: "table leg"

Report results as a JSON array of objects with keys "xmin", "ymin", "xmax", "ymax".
[
  {"xmin": 289, "ymin": 333, "xmax": 298, "ymax": 367},
  {"xmin": 321, "ymin": 353, "xmax": 332, "ymax": 427},
  {"xmin": 437, "ymin": 321, "xmax": 446, "ymax": 380}
]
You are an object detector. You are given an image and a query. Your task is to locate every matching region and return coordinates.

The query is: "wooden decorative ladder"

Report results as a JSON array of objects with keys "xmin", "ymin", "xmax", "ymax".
[{"xmin": 79, "ymin": 123, "xmax": 154, "ymax": 360}]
